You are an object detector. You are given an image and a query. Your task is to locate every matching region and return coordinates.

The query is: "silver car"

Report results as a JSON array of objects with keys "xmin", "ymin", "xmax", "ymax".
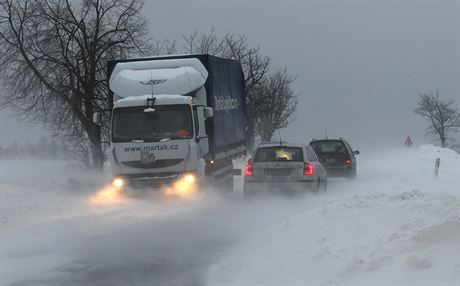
[{"xmin": 244, "ymin": 143, "xmax": 327, "ymax": 196}]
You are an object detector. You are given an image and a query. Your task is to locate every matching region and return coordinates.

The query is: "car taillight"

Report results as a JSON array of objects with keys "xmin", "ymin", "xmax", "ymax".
[
  {"xmin": 345, "ymin": 159, "xmax": 352, "ymax": 164},
  {"xmin": 304, "ymin": 163, "xmax": 314, "ymax": 176},
  {"xmin": 245, "ymin": 164, "xmax": 253, "ymax": 176}
]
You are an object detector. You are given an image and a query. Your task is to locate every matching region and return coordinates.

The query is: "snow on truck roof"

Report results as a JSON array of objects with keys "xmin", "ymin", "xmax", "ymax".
[
  {"xmin": 114, "ymin": 94, "xmax": 193, "ymax": 108},
  {"xmin": 120, "ymin": 53, "xmax": 207, "ymax": 60},
  {"xmin": 109, "ymin": 58, "xmax": 208, "ymax": 98}
]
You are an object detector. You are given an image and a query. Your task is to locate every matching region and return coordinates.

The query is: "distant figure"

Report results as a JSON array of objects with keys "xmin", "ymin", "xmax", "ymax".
[{"xmin": 404, "ymin": 136, "xmax": 413, "ymax": 147}]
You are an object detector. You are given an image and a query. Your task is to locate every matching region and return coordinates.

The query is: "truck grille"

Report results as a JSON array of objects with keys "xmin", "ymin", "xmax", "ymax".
[
  {"xmin": 121, "ymin": 159, "xmax": 183, "ymax": 169},
  {"xmin": 128, "ymin": 174, "xmax": 180, "ymax": 190}
]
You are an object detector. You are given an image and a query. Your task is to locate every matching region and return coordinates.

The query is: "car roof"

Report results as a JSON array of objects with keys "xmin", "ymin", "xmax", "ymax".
[
  {"xmin": 256, "ymin": 142, "xmax": 306, "ymax": 148},
  {"xmin": 310, "ymin": 138, "xmax": 347, "ymax": 143}
]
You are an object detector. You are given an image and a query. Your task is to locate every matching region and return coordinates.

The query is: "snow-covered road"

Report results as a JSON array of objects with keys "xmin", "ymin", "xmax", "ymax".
[{"xmin": 1, "ymin": 145, "xmax": 459, "ymax": 285}]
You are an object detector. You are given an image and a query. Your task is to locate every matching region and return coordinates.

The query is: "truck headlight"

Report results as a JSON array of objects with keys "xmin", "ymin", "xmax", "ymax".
[
  {"xmin": 112, "ymin": 177, "xmax": 125, "ymax": 188},
  {"xmin": 183, "ymin": 173, "xmax": 196, "ymax": 184},
  {"xmin": 164, "ymin": 173, "xmax": 199, "ymax": 198}
]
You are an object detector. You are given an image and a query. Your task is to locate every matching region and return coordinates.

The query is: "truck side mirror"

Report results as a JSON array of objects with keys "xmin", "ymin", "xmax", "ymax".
[
  {"xmin": 204, "ymin": 107, "xmax": 213, "ymax": 119},
  {"xmin": 205, "ymin": 118, "xmax": 214, "ymax": 136},
  {"xmin": 353, "ymin": 150, "xmax": 360, "ymax": 155},
  {"xmin": 93, "ymin": 112, "xmax": 102, "ymax": 126}
]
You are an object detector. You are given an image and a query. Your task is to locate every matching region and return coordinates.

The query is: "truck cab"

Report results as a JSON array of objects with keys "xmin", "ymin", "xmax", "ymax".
[{"xmin": 106, "ymin": 55, "xmax": 246, "ymax": 193}]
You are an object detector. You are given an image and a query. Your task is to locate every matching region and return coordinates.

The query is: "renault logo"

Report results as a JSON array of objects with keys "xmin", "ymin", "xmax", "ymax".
[{"xmin": 141, "ymin": 151, "xmax": 156, "ymax": 164}]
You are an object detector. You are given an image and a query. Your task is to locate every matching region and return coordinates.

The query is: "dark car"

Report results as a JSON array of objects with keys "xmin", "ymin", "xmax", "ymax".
[{"xmin": 309, "ymin": 138, "xmax": 359, "ymax": 177}]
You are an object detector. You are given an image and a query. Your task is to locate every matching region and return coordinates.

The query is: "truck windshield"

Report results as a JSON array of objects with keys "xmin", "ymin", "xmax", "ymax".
[{"xmin": 112, "ymin": 105, "xmax": 193, "ymax": 142}]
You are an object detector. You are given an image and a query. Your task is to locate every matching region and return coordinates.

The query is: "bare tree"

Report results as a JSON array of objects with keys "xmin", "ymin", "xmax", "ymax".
[
  {"xmin": 258, "ymin": 68, "xmax": 298, "ymax": 142},
  {"xmin": 181, "ymin": 29, "xmax": 275, "ymax": 149},
  {"xmin": 414, "ymin": 91, "xmax": 460, "ymax": 148},
  {"xmin": 0, "ymin": 0, "xmax": 151, "ymax": 169},
  {"xmin": 180, "ymin": 29, "xmax": 298, "ymax": 149}
]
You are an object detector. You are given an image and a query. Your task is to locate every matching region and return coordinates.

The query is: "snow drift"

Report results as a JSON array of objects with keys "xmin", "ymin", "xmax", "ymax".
[{"xmin": 0, "ymin": 145, "xmax": 459, "ymax": 286}]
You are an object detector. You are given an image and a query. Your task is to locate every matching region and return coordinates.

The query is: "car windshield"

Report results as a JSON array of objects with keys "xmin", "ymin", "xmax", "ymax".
[
  {"xmin": 254, "ymin": 147, "xmax": 303, "ymax": 162},
  {"xmin": 112, "ymin": 105, "xmax": 193, "ymax": 142},
  {"xmin": 310, "ymin": 140, "xmax": 347, "ymax": 154}
]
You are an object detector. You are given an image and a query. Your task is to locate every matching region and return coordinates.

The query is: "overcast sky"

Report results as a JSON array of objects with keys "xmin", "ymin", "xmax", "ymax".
[{"xmin": 1, "ymin": 0, "xmax": 458, "ymax": 149}]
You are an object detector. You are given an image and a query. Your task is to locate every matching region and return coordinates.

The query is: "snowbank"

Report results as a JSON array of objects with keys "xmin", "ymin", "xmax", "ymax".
[
  {"xmin": 208, "ymin": 191, "xmax": 459, "ymax": 285},
  {"xmin": 1, "ymin": 145, "xmax": 459, "ymax": 285},
  {"xmin": 208, "ymin": 145, "xmax": 460, "ymax": 285}
]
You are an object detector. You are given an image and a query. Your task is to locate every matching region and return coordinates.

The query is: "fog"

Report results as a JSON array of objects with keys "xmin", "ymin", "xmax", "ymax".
[
  {"xmin": 0, "ymin": 110, "xmax": 48, "ymax": 145},
  {"xmin": 3, "ymin": 144, "xmax": 459, "ymax": 285},
  {"xmin": 2, "ymin": 160, "xmax": 339, "ymax": 285},
  {"xmin": 1, "ymin": 0, "xmax": 458, "ymax": 150},
  {"xmin": 144, "ymin": 0, "xmax": 459, "ymax": 148}
]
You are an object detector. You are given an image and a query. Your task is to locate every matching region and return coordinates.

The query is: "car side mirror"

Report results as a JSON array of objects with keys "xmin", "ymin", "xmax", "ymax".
[
  {"xmin": 353, "ymin": 150, "xmax": 360, "ymax": 155},
  {"xmin": 204, "ymin": 107, "xmax": 213, "ymax": 119}
]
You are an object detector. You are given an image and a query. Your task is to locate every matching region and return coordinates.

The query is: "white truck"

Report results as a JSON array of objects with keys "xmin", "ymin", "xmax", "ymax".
[{"xmin": 104, "ymin": 54, "xmax": 246, "ymax": 194}]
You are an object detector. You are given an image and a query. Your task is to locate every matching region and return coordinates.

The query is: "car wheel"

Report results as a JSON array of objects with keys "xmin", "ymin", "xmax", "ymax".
[
  {"xmin": 311, "ymin": 179, "xmax": 320, "ymax": 193},
  {"xmin": 347, "ymin": 167, "xmax": 357, "ymax": 178},
  {"xmin": 321, "ymin": 177, "xmax": 328, "ymax": 192}
]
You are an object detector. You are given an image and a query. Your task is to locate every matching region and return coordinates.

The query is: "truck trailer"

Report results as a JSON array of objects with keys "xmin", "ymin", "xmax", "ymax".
[{"xmin": 105, "ymin": 54, "xmax": 246, "ymax": 194}]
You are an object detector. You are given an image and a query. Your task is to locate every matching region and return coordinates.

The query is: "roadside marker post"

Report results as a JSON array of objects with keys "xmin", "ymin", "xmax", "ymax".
[{"xmin": 433, "ymin": 158, "xmax": 441, "ymax": 177}]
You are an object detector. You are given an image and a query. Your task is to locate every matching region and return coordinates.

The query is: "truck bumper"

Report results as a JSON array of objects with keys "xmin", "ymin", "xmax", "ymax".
[
  {"xmin": 113, "ymin": 172, "xmax": 199, "ymax": 196},
  {"xmin": 127, "ymin": 175, "xmax": 179, "ymax": 190}
]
